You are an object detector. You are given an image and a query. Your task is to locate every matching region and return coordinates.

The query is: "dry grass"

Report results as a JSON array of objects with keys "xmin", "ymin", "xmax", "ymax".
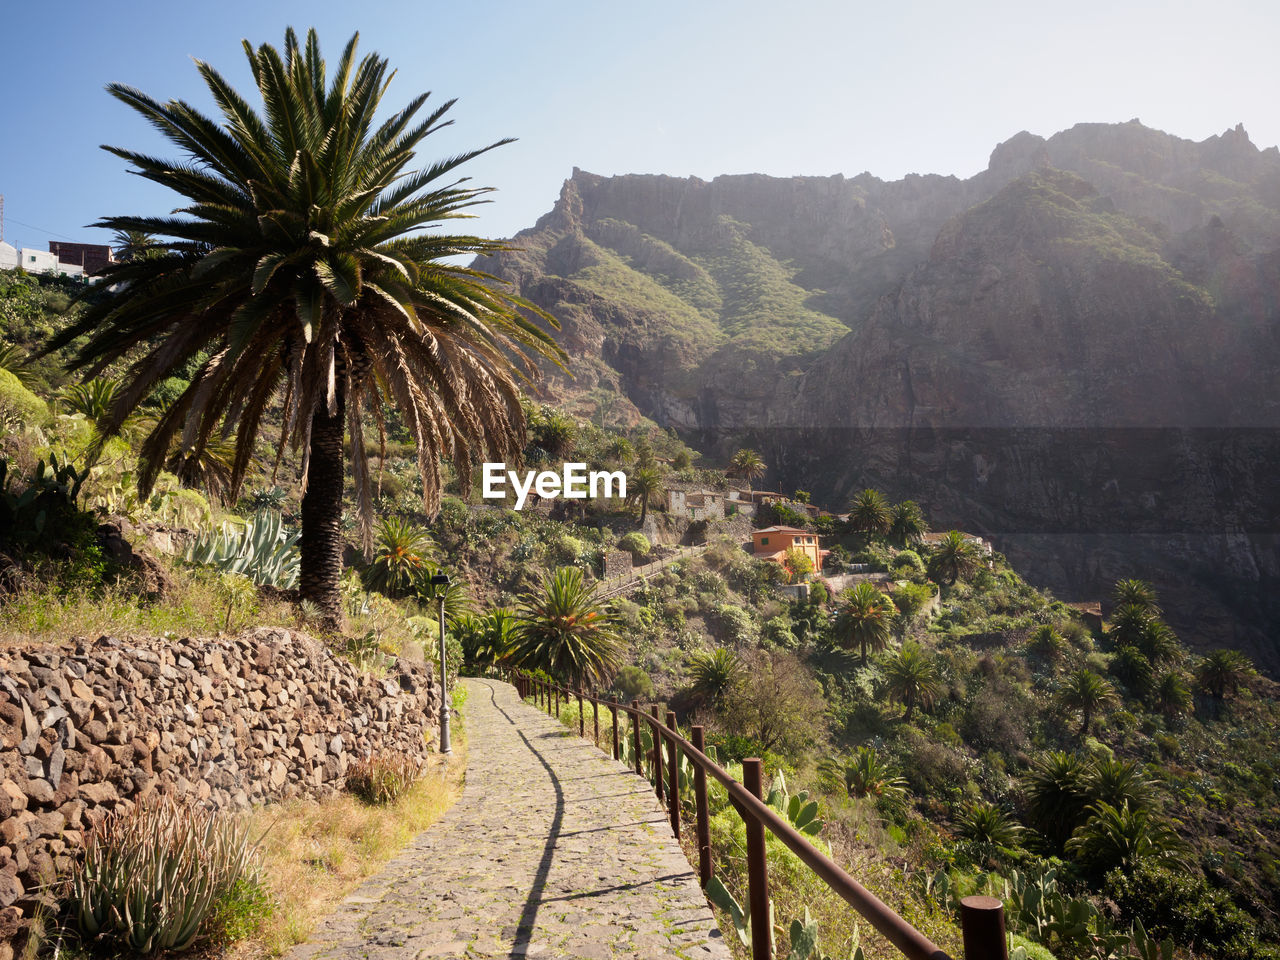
[
  {"xmin": 229, "ymin": 744, "xmax": 466, "ymax": 958},
  {"xmin": 0, "ymin": 557, "xmax": 299, "ymax": 649}
]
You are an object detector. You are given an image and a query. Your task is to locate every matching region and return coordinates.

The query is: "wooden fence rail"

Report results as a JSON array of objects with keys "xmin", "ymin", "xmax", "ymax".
[{"xmin": 506, "ymin": 671, "xmax": 1007, "ymax": 960}]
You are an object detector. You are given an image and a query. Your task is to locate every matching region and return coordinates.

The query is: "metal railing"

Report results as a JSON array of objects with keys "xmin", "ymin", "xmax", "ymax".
[{"xmin": 506, "ymin": 672, "xmax": 1008, "ymax": 960}]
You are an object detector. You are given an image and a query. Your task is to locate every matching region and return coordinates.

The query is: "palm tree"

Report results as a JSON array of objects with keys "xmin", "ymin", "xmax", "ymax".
[
  {"xmin": 1058, "ymin": 669, "xmax": 1118, "ymax": 736},
  {"xmin": 729, "ymin": 448, "xmax": 766, "ymax": 493},
  {"xmin": 927, "ymin": 530, "xmax": 981, "ymax": 585},
  {"xmin": 1066, "ymin": 801, "xmax": 1188, "ymax": 877},
  {"xmin": 1084, "ymin": 757, "xmax": 1157, "ymax": 812},
  {"xmin": 454, "ymin": 608, "xmax": 516, "ymax": 674},
  {"xmin": 628, "ymin": 466, "xmax": 662, "ymax": 524},
  {"xmin": 687, "ymin": 647, "xmax": 743, "ymax": 707},
  {"xmin": 848, "ymin": 488, "xmax": 890, "ymax": 541},
  {"xmin": 1109, "ymin": 646, "xmax": 1155, "ymax": 700},
  {"xmin": 110, "ymin": 229, "xmax": 160, "ymax": 262},
  {"xmin": 1108, "ymin": 602, "xmax": 1154, "ymax": 648},
  {"xmin": 1112, "ymin": 578, "xmax": 1161, "ymax": 615},
  {"xmin": 363, "ymin": 517, "xmax": 437, "ymax": 598},
  {"xmin": 1153, "ymin": 672, "xmax": 1192, "ymax": 720},
  {"xmin": 1026, "ymin": 624, "xmax": 1066, "ymax": 661},
  {"xmin": 510, "ymin": 567, "xmax": 622, "ymax": 687},
  {"xmin": 819, "ymin": 746, "xmax": 907, "ymax": 809},
  {"xmin": 887, "ymin": 500, "xmax": 927, "ymax": 547},
  {"xmin": 1134, "ymin": 619, "xmax": 1180, "ymax": 665},
  {"xmin": 954, "ymin": 801, "xmax": 1024, "ymax": 852},
  {"xmin": 835, "ymin": 582, "xmax": 895, "ymax": 666},
  {"xmin": 44, "ymin": 29, "xmax": 562, "ymax": 628},
  {"xmin": 1021, "ymin": 751, "xmax": 1091, "ymax": 854},
  {"xmin": 1196, "ymin": 649, "xmax": 1253, "ymax": 707},
  {"xmin": 882, "ymin": 643, "xmax": 941, "ymax": 721}
]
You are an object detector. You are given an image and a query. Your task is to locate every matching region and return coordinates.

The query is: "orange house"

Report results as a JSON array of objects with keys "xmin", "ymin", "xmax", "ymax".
[{"xmin": 752, "ymin": 526, "xmax": 827, "ymax": 573}]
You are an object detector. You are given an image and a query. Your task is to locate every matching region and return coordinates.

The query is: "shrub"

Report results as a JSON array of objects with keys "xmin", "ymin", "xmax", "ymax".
[
  {"xmin": 611, "ymin": 665, "xmax": 655, "ymax": 702},
  {"xmin": 618, "ymin": 531, "xmax": 651, "ymax": 559},
  {"xmin": 345, "ymin": 752, "xmax": 423, "ymax": 804},
  {"xmin": 67, "ymin": 794, "xmax": 265, "ymax": 953},
  {"xmin": 1105, "ymin": 860, "xmax": 1259, "ymax": 958},
  {"xmin": 0, "ymin": 367, "xmax": 48, "ymax": 425}
]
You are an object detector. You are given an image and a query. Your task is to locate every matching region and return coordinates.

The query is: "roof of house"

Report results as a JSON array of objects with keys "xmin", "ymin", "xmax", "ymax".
[{"xmin": 753, "ymin": 526, "xmax": 810, "ymax": 535}]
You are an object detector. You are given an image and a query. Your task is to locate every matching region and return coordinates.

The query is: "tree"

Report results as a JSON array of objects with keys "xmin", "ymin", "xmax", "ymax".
[
  {"xmin": 927, "ymin": 530, "xmax": 981, "ymax": 585},
  {"xmin": 363, "ymin": 516, "xmax": 436, "ymax": 598},
  {"xmin": 1058, "ymin": 669, "xmax": 1118, "ymax": 736},
  {"xmin": 46, "ymin": 29, "xmax": 562, "ymax": 628},
  {"xmin": 881, "ymin": 642, "xmax": 941, "ymax": 721},
  {"xmin": 687, "ymin": 647, "xmax": 744, "ymax": 707},
  {"xmin": 1153, "ymin": 672, "xmax": 1192, "ymax": 721},
  {"xmin": 509, "ymin": 567, "xmax": 622, "ymax": 688},
  {"xmin": 1084, "ymin": 757, "xmax": 1157, "ymax": 813},
  {"xmin": 1196, "ymin": 649, "xmax": 1253, "ymax": 708},
  {"xmin": 1026, "ymin": 624, "xmax": 1066, "ymax": 661},
  {"xmin": 835, "ymin": 582, "xmax": 894, "ymax": 666},
  {"xmin": 847, "ymin": 488, "xmax": 890, "ymax": 541},
  {"xmin": 1021, "ymin": 751, "xmax": 1091, "ymax": 855},
  {"xmin": 1112, "ymin": 578, "xmax": 1161, "ymax": 615},
  {"xmin": 110, "ymin": 229, "xmax": 160, "ymax": 262},
  {"xmin": 818, "ymin": 746, "xmax": 907, "ymax": 809},
  {"xmin": 954, "ymin": 800, "xmax": 1024, "ymax": 853},
  {"xmin": 1066, "ymin": 801, "xmax": 1188, "ymax": 878},
  {"xmin": 1109, "ymin": 646, "xmax": 1155, "ymax": 701},
  {"xmin": 781, "ymin": 547, "xmax": 814, "ymax": 584},
  {"xmin": 628, "ymin": 466, "xmax": 662, "ymax": 524},
  {"xmin": 720, "ymin": 649, "xmax": 826, "ymax": 754},
  {"xmin": 887, "ymin": 499, "xmax": 927, "ymax": 547},
  {"xmin": 729, "ymin": 448, "xmax": 766, "ymax": 493}
]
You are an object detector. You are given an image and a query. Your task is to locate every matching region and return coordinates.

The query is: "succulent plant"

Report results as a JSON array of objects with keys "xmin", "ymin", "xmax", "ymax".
[
  {"xmin": 186, "ymin": 508, "xmax": 299, "ymax": 587},
  {"xmin": 67, "ymin": 794, "xmax": 261, "ymax": 952}
]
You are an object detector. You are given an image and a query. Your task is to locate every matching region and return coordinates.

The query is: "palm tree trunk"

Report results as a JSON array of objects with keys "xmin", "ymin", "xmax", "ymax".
[{"xmin": 300, "ymin": 384, "xmax": 346, "ymax": 632}]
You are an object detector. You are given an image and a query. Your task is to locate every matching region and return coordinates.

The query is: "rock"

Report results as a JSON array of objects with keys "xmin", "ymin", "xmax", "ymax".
[{"xmin": 78, "ymin": 781, "xmax": 119, "ymax": 804}]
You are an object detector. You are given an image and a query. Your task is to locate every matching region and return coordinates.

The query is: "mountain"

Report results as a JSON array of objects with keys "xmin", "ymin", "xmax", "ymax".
[{"xmin": 476, "ymin": 121, "xmax": 1280, "ymax": 670}]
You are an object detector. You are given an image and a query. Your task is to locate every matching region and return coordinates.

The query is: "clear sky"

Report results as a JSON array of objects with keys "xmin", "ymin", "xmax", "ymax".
[{"xmin": 2, "ymin": 0, "xmax": 1277, "ymax": 250}]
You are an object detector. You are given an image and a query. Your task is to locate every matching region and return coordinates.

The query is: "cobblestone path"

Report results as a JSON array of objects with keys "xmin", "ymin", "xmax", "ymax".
[{"xmin": 286, "ymin": 678, "xmax": 729, "ymax": 960}]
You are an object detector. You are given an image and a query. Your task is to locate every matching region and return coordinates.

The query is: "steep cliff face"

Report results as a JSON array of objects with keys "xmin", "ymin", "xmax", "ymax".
[{"xmin": 479, "ymin": 121, "xmax": 1280, "ymax": 668}]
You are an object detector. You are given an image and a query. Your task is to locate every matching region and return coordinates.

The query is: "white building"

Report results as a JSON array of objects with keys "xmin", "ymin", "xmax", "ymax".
[
  {"xmin": 0, "ymin": 242, "xmax": 17, "ymax": 270},
  {"xmin": 17, "ymin": 247, "xmax": 83, "ymax": 278}
]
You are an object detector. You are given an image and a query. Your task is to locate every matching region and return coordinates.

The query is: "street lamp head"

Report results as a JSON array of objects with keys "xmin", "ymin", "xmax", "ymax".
[{"xmin": 429, "ymin": 573, "xmax": 451, "ymax": 588}]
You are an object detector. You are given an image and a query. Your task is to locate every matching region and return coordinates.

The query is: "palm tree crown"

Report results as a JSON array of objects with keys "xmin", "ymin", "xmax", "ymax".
[
  {"xmin": 882, "ymin": 642, "xmax": 942, "ymax": 720},
  {"xmin": 730, "ymin": 448, "xmax": 766, "ymax": 492},
  {"xmin": 835, "ymin": 581, "xmax": 895, "ymax": 666},
  {"xmin": 510, "ymin": 567, "xmax": 622, "ymax": 688},
  {"xmin": 848, "ymin": 488, "xmax": 890, "ymax": 540},
  {"xmin": 48, "ymin": 29, "xmax": 562, "ymax": 625}
]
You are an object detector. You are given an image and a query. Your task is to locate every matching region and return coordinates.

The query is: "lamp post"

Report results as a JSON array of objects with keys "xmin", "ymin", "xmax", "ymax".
[{"xmin": 429, "ymin": 572, "xmax": 452, "ymax": 755}]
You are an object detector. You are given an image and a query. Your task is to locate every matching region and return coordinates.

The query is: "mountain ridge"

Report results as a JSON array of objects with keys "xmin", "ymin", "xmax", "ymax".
[{"xmin": 475, "ymin": 120, "xmax": 1280, "ymax": 669}]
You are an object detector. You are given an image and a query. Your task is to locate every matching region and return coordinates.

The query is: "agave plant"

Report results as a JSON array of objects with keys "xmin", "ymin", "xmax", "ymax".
[
  {"xmin": 67, "ymin": 794, "xmax": 261, "ymax": 953},
  {"xmin": 186, "ymin": 508, "xmax": 300, "ymax": 587}
]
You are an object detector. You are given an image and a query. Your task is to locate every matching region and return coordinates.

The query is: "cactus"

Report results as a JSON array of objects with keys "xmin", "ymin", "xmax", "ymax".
[
  {"xmin": 186, "ymin": 508, "xmax": 299, "ymax": 587},
  {"xmin": 705, "ymin": 875, "xmax": 773, "ymax": 951},
  {"xmin": 766, "ymin": 770, "xmax": 825, "ymax": 837},
  {"xmin": 787, "ymin": 908, "xmax": 865, "ymax": 960}
]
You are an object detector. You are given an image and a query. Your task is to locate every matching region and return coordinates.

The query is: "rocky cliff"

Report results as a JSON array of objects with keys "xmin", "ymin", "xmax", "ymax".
[{"xmin": 477, "ymin": 120, "xmax": 1280, "ymax": 669}]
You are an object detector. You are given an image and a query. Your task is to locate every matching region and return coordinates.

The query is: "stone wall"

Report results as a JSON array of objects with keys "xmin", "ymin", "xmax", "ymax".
[{"xmin": 0, "ymin": 627, "xmax": 439, "ymax": 949}]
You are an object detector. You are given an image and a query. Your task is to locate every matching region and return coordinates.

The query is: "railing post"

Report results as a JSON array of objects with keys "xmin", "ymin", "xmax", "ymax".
[
  {"xmin": 742, "ymin": 758, "xmax": 771, "ymax": 960},
  {"xmin": 960, "ymin": 896, "xmax": 1008, "ymax": 960},
  {"xmin": 577, "ymin": 689, "xmax": 584, "ymax": 737},
  {"xmin": 554, "ymin": 685, "xmax": 560, "ymax": 718},
  {"xmin": 611, "ymin": 697, "xmax": 620, "ymax": 760},
  {"xmin": 631, "ymin": 700, "xmax": 643, "ymax": 776},
  {"xmin": 650, "ymin": 705, "xmax": 664, "ymax": 802},
  {"xmin": 665, "ymin": 711, "xmax": 680, "ymax": 839},
  {"xmin": 691, "ymin": 725, "xmax": 712, "ymax": 889},
  {"xmin": 593, "ymin": 695, "xmax": 600, "ymax": 746}
]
